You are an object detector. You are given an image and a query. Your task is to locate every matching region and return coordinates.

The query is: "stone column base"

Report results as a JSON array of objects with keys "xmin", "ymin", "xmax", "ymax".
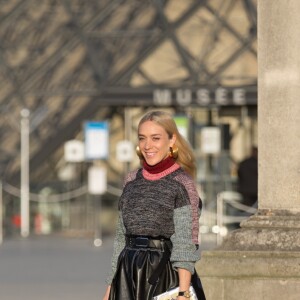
[{"xmin": 196, "ymin": 210, "xmax": 300, "ymax": 300}]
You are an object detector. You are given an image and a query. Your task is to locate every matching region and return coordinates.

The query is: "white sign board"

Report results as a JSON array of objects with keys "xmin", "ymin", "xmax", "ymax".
[
  {"xmin": 84, "ymin": 122, "xmax": 109, "ymax": 160},
  {"xmin": 64, "ymin": 140, "xmax": 85, "ymax": 162},
  {"xmin": 201, "ymin": 127, "xmax": 221, "ymax": 154},
  {"xmin": 88, "ymin": 166, "xmax": 107, "ymax": 195},
  {"xmin": 116, "ymin": 140, "xmax": 134, "ymax": 162}
]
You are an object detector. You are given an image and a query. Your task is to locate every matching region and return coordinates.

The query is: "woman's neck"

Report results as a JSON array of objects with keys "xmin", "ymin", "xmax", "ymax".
[{"xmin": 142, "ymin": 156, "xmax": 175, "ymax": 174}]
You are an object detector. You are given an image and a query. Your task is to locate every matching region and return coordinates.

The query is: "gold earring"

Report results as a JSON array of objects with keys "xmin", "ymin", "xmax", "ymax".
[
  {"xmin": 136, "ymin": 146, "xmax": 144, "ymax": 159},
  {"xmin": 169, "ymin": 146, "xmax": 178, "ymax": 159}
]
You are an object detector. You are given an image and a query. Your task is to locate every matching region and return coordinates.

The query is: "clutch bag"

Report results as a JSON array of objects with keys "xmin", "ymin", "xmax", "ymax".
[{"xmin": 153, "ymin": 286, "xmax": 198, "ymax": 300}]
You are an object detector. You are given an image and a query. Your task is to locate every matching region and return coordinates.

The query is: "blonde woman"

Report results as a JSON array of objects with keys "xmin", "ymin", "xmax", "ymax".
[{"xmin": 103, "ymin": 111, "xmax": 205, "ymax": 300}]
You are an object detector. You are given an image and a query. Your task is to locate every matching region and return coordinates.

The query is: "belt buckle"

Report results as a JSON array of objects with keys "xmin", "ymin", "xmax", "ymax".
[{"xmin": 135, "ymin": 237, "xmax": 149, "ymax": 247}]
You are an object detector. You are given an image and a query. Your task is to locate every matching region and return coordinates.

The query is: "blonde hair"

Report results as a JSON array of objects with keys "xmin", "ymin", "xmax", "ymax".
[{"xmin": 138, "ymin": 110, "xmax": 197, "ymax": 179}]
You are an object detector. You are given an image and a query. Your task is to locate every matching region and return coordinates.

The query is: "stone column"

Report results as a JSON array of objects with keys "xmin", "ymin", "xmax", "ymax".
[{"xmin": 196, "ymin": 1, "xmax": 300, "ymax": 299}]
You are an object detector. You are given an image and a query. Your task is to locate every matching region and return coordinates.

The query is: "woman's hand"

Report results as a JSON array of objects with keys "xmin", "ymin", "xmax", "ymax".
[
  {"xmin": 177, "ymin": 268, "xmax": 192, "ymax": 300},
  {"xmin": 102, "ymin": 285, "xmax": 111, "ymax": 300}
]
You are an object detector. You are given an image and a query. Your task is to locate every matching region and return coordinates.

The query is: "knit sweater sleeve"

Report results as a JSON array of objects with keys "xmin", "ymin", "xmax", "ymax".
[
  {"xmin": 170, "ymin": 173, "xmax": 201, "ymax": 274},
  {"xmin": 105, "ymin": 212, "xmax": 126, "ymax": 284},
  {"xmin": 170, "ymin": 206, "xmax": 200, "ymax": 273},
  {"xmin": 105, "ymin": 170, "xmax": 138, "ymax": 284}
]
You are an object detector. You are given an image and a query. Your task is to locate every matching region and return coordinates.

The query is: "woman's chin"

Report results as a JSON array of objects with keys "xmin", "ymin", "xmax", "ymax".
[{"xmin": 144, "ymin": 158, "xmax": 158, "ymax": 166}]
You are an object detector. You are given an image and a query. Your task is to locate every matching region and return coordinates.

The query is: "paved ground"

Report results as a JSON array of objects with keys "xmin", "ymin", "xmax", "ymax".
[
  {"xmin": 0, "ymin": 235, "xmax": 113, "ymax": 300},
  {"xmin": 0, "ymin": 234, "xmax": 217, "ymax": 300}
]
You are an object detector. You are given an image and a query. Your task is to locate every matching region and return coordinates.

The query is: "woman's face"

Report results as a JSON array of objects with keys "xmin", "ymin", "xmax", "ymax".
[{"xmin": 138, "ymin": 120, "xmax": 176, "ymax": 166}]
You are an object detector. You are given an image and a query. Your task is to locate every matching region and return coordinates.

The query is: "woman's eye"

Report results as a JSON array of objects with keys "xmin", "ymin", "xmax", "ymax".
[{"xmin": 152, "ymin": 137, "xmax": 160, "ymax": 141}]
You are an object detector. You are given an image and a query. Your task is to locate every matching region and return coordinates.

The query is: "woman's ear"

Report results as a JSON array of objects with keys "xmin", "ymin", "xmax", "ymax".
[{"xmin": 170, "ymin": 134, "xmax": 177, "ymax": 147}]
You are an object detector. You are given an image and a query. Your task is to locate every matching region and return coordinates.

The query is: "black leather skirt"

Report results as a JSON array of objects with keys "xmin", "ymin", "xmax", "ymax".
[{"xmin": 108, "ymin": 235, "xmax": 178, "ymax": 300}]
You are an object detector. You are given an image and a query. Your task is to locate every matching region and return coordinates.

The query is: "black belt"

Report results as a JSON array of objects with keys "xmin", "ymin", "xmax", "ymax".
[
  {"xmin": 125, "ymin": 235, "xmax": 172, "ymax": 285},
  {"xmin": 125, "ymin": 235, "xmax": 171, "ymax": 250}
]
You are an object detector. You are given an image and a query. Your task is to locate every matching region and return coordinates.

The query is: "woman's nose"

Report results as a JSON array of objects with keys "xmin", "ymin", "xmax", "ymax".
[{"xmin": 144, "ymin": 139, "xmax": 152, "ymax": 149}]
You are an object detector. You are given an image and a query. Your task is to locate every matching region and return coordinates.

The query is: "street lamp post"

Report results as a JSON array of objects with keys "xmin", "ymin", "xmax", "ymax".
[{"xmin": 20, "ymin": 108, "xmax": 30, "ymax": 238}]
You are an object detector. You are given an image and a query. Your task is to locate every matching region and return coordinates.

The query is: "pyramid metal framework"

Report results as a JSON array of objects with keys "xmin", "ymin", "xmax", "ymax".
[{"xmin": 0, "ymin": 0, "xmax": 257, "ymax": 185}]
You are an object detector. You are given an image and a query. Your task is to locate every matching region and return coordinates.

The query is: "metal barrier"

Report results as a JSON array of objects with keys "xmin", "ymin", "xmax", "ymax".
[
  {"xmin": 216, "ymin": 191, "xmax": 257, "ymax": 245},
  {"xmin": 1, "ymin": 182, "xmax": 122, "ymax": 243}
]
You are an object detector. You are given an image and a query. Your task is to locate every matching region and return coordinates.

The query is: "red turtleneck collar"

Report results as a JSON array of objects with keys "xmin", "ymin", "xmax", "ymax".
[{"xmin": 142, "ymin": 156, "xmax": 176, "ymax": 174}]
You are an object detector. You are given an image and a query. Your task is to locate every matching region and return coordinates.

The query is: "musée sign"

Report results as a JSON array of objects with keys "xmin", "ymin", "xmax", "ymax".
[{"xmin": 153, "ymin": 87, "xmax": 257, "ymax": 106}]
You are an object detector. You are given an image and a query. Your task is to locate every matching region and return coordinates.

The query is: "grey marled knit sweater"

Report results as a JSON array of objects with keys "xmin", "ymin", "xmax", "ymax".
[{"xmin": 106, "ymin": 163, "xmax": 202, "ymax": 284}]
